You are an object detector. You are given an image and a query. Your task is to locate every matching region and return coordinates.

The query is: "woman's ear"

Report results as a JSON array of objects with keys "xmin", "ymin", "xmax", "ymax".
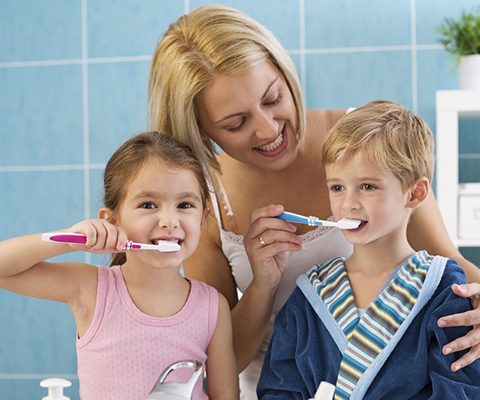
[
  {"xmin": 98, "ymin": 207, "xmax": 115, "ymax": 223},
  {"xmin": 407, "ymin": 177, "xmax": 429, "ymax": 209}
]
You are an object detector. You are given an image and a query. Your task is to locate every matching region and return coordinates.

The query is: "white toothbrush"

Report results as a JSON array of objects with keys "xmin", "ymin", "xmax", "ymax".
[
  {"xmin": 277, "ymin": 211, "xmax": 361, "ymax": 230},
  {"xmin": 42, "ymin": 232, "xmax": 181, "ymax": 252}
]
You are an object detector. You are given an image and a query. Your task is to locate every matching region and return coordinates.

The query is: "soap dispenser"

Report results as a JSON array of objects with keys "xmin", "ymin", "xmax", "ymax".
[
  {"xmin": 40, "ymin": 378, "xmax": 71, "ymax": 400},
  {"xmin": 309, "ymin": 381, "xmax": 336, "ymax": 400}
]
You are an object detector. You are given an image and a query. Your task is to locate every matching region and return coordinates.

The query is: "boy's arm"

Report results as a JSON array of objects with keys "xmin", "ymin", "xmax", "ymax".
[
  {"xmin": 257, "ymin": 297, "xmax": 308, "ymax": 400},
  {"xmin": 427, "ymin": 262, "xmax": 480, "ymax": 398},
  {"xmin": 205, "ymin": 294, "xmax": 239, "ymax": 400}
]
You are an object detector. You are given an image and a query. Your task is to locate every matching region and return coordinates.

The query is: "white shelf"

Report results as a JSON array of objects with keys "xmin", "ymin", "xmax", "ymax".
[{"xmin": 436, "ymin": 90, "xmax": 480, "ymax": 248}]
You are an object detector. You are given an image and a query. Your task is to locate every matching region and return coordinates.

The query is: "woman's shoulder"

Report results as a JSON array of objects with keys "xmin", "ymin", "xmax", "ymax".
[{"xmin": 306, "ymin": 108, "xmax": 347, "ymax": 139}]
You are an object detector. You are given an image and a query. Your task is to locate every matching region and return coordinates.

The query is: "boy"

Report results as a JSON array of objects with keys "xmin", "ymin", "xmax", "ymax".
[{"xmin": 257, "ymin": 100, "xmax": 480, "ymax": 399}]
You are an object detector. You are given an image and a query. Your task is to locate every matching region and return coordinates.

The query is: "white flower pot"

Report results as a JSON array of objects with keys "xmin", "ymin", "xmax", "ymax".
[{"xmin": 459, "ymin": 54, "xmax": 480, "ymax": 91}]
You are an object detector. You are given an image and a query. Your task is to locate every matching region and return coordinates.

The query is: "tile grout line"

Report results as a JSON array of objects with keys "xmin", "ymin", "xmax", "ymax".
[
  {"xmin": 82, "ymin": 0, "xmax": 92, "ymax": 265},
  {"xmin": 410, "ymin": 0, "xmax": 418, "ymax": 113},
  {"xmin": 299, "ymin": 0, "xmax": 306, "ymax": 99},
  {"xmin": 0, "ymin": 46, "xmax": 445, "ymax": 69}
]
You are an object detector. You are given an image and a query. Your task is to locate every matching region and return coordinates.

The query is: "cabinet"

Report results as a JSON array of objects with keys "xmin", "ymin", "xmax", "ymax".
[{"xmin": 436, "ymin": 90, "xmax": 480, "ymax": 247}]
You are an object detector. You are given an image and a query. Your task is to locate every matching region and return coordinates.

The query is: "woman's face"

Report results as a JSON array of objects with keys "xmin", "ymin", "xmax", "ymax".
[{"xmin": 195, "ymin": 60, "xmax": 299, "ymax": 171}]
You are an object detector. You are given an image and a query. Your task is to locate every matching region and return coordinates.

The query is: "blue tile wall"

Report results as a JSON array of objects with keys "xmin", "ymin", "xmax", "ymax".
[{"xmin": 1, "ymin": 1, "xmax": 480, "ymax": 398}]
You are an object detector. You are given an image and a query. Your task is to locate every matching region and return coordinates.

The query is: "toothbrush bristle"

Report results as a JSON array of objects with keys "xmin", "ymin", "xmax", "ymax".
[{"xmin": 337, "ymin": 218, "xmax": 362, "ymax": 229}]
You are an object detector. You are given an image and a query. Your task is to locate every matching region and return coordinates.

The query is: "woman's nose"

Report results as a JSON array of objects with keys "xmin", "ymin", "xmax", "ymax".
[{"xmin": 254, "ymin": 111, "xmax": 278, "ymax": 140}]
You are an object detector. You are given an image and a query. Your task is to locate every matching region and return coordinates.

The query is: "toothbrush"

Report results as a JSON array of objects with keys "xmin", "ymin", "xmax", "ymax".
[
  {"xmin": 276, "ymin": 211, "xmax": 361, "ymax": 230},
  {"xmin": 42, "ymin": 232, "xmax": 181, "ymax": 252}
]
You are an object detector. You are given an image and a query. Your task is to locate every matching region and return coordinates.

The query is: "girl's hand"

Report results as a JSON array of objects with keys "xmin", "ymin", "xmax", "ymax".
[
  {"xmin": 438, "ymin": 282, "xmax": 480, "ymax": 371},
  {"xmin": 244, "ymin": 204, "xmax": 303, "ymax": 290},
  {"xmin": 67, "ymin": 219, "xmax": 128, "ymax": 253}
]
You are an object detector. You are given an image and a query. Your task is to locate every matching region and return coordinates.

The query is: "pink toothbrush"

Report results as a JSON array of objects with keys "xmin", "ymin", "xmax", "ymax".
[{"xmin": 42, "ymin": 232, "xmax": 181, "ymax": 252}]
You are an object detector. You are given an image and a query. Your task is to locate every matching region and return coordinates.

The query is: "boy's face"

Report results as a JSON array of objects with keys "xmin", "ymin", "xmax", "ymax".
[
  {"xmin": 114, "ymin": 158, "xmax": 205, "ymax": 270},
  {"xmin": 325, "ymin": 152, "xmax": 413, "ymax": 247}
]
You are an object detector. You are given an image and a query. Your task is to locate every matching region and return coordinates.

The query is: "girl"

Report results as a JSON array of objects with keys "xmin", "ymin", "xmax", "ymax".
[{"xmin": 0, "ymin": 131, "xmax": 238, "ymax": 400}]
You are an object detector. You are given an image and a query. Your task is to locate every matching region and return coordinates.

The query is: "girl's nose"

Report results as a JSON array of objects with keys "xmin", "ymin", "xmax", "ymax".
[{"xmin": 158, "ymin": 211, "xmax": 179, "ymax": 229}]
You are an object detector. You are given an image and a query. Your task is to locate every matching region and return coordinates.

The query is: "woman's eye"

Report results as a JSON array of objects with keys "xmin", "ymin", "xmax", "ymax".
[
  {"xmin": 361, "ymin": 183, "xmax": 376, "ymax": 191},
  {"xmin": 264, "ymin": 92, "xmax": 282, "ymax": 106},
  {"xmin": 140, "ymin": 202, "xmax": 156, "ymax": 209},
  {"xmin": 226, "ymin": 117, "xmax": 246, "ymax": 132},
  {"xmin": 178, "ymin": 202, "xmax": 193, "ymax": 209}
]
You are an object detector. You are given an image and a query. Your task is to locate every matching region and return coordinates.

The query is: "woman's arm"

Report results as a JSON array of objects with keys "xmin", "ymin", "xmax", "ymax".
[
  {"xmin": 205, "ymin": 294, "xmax": 239, "ymax": 399},
  {"xmin": 408, "ymin": 189, "xmax": 480, "ymax": 370},
  {"xmin": 184, "ymin": 205, "xmax": 302, "ymax": 372}
]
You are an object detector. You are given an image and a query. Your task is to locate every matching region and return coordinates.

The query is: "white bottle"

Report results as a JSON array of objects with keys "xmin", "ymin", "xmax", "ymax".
[
  {"xmin": 40, "ymin": 378, "xmax": 71, "ymax": 400},
  {"xmin": 309, "ymin": 381, "xmax": 336, "ymax": 400}
]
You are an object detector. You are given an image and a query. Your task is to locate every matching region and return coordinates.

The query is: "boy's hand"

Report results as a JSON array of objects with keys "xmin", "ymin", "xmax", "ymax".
[{"xmin": 67, "ymin": 219, "xmax": 128, "ymax": 253}]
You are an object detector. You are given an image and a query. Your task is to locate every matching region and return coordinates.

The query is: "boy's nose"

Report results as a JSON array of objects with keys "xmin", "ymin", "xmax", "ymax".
[{"xmin": 342, "ymin": 192, "xmax": 361, "ymax": 211}]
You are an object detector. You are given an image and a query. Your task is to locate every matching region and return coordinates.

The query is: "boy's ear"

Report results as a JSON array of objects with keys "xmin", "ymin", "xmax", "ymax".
[
  {"xmin": 98, "ymin": 207, "xmax": 115, "ymax": 223},
  {"xmin": 407, "ymin": 177, "xmax": 429, "ymax": 209}
]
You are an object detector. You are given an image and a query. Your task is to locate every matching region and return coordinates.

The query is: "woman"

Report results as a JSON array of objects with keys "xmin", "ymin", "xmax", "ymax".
[{"xmin": 148, "ymin": 5, "xmax": 480, "ymax": 398}]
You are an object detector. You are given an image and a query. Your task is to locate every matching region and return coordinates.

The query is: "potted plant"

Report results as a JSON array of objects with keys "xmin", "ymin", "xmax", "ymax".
[{"xmin": 437, "ymin": 7, "xmax": 480, "ymax": 91}]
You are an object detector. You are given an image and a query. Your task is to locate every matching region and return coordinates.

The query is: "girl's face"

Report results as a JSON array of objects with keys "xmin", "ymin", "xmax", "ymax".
[
  {"xmin": 195, "ymin": 60, "xmax": 299, "ymax": 171},
  {"xmin": 325, "ymin": 152, "xmax": 413, "ymax": 248},
  {"xmin": 115, "ymin": 157, "xmax": 204, "ymax": 269}
]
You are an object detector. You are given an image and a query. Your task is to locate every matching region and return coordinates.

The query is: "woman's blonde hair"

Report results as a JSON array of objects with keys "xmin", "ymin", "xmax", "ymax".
[
  {"xmin": 104, "ymin": 131, "xmax": 209, "ymax": 266},
  {"xmin": 148, "ymin": 5, "xmax": 305, "ymax": 175},
  {"xmin": 322, "ymin": 100, "xmax": 434, "ymax": 190}
]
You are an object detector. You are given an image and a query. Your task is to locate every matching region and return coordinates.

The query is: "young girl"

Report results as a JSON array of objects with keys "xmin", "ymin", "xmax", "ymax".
[
  {"xmin": 257, "ymin": 101, "xmax": 480, "ymax": 399},
  {"xmin": 0, "ymin": 132, "xmax": 238, "ymax": 400}
]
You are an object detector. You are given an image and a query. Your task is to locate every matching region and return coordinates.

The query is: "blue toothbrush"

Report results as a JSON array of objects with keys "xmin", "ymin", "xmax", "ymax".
[{"xmin": 277, "ymin": 211, "xmax": 361, "ymax": 229}]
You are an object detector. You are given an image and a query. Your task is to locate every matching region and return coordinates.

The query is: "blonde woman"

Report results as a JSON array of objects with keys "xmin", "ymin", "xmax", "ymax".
[{"xmin": 149, "ymin": 5, "xmax": 480, "ymax": 398}]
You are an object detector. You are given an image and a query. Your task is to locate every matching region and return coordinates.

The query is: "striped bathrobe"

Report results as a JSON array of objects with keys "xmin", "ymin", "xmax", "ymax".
[{"xmin": 257, "ymin": 251, "xmax": 480, "ymax": 399}]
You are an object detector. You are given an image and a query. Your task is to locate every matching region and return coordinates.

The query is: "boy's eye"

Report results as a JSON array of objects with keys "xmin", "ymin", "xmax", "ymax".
[
  {"xmin": 178, "ymin": 202, "xmax": 194, "ymax": 209},
  {"xmin": 330, "ymin": 184, "xmax": 343, "ymax": 192},
  {"xmin": 361, "ymin": 183, "xmax": 376, "ymax": 191},
  {"xmin": 140, "ymin": 202, "xmax": 156, "ymax": 209}
]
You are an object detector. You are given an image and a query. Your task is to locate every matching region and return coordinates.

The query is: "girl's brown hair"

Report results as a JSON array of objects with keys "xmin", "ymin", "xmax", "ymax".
[{"xmin": 104, "ymin": 131, "xmax": 209, "ymax": 266}]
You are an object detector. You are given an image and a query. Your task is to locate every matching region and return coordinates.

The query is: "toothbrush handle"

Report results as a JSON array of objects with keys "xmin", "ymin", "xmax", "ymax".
[
  {"xmin": 276, "ymin": 211, "xmax": 327, "ymax": 227},
  {"xmin": 276, "ymin": 211, "xmax": 311, "ymax": 224},
  {"xmin": 42, "ymin": 232, "xmax": 140, "ymax": 250},
  {"xmin": 42, "ymin": 232, "xmax": 88, "ymax": 245}
]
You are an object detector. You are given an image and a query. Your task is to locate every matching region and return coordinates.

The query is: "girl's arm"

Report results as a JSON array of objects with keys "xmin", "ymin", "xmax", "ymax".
[
  {"xmin": 184, "ymin": 205, "xmax": 302, "ymax": 372},
  {"xmin": 0, "ymin": 219, "xmax": 127, "ymax": 304},
  {"xmin": 408, "ymin": 189, "xmax": 480, "ymax": 370},
  {"xmin": 205, "ymin": 294, "xmax": 239, "ymax": 399}
]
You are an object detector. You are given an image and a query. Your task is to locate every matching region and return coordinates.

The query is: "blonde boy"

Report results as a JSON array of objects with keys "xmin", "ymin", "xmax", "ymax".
[{"xmin": 258, "ymin": 100, "xmax": 480, "ymax": 399}]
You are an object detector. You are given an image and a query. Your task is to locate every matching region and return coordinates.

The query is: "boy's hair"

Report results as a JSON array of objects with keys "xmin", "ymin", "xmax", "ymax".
[
  {"xmin": 322, "ymin": 100, "xmax": 434, "ymax": 189},
  {"xmin": 104, "ymin": 131, "xmax": 209, "ymax": 266},
  {"xmin": 148, "ymin": 5, "xmax": 305, "ymax": 175}
]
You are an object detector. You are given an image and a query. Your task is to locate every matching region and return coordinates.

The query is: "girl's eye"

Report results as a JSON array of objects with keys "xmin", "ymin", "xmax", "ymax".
[
  {"xmin": 140, "ymin": 202, "xmax": 156, "ymax": 209},
  {"xmin": 264, "ymin": 92, "xmax": 282, "ymax": 106},
  {"xmin": 178, "ymin": 202, "xmax": 194, "ymax": 209},
  {"xmin": 226, "ymin": 117, "xmax": 246, "ymax": 132},
  {"xmin": 361, "ymin": 183, "xmax": 376, "ymax": 191}
]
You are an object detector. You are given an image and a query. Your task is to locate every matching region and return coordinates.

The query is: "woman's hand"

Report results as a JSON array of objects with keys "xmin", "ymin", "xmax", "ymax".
[
  {"xmin": 67, "ymin": 219, "xmax": 128, "ymax": 253},
  {"xmin": 244, "ymin": 204, "xmax": 303, "ymax": 290},
  {"xmin": 438, "ymin": 282, "xmax": 480, "ymax": 371}
]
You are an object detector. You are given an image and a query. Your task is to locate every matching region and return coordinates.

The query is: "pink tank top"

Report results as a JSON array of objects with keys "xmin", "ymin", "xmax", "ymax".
[{"xmin": 76, "ymin": 266, "xmax": 218, "ymax": 400}]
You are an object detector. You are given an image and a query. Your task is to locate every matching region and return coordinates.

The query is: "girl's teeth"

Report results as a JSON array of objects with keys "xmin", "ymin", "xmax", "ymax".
[{"xmin": 257, "ymin": 132, "xmax": 283, "ymax": 151}]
